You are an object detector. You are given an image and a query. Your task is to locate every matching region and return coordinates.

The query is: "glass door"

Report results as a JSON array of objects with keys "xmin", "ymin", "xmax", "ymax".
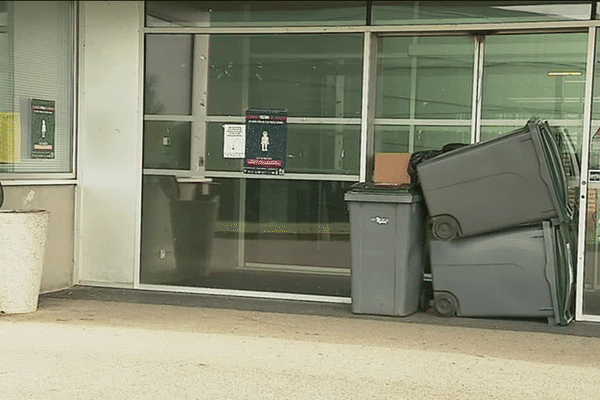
[{"xmin": 140, "ymin": 33, "xmax": 363, "ymax": 298}]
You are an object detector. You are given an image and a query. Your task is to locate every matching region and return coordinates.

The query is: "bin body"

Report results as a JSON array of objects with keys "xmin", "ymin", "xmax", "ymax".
[
  {"xmin": 430, "ymin": 221, "xmax": 574, "ymax": 325},
  {"xmin": 416, "ymin": 119, "xmax": 571, "ymax": 240},
  {"xmin": 170, "ymin": 195, "xmax": 220, "ymax": 279},
  {"xmin": 345, "ymin": 188, "xmax": 425, "ymax": 316}
]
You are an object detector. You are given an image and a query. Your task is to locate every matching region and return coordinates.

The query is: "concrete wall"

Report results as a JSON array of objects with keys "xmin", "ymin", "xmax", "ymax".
[
  {"xmin": 76, "ymin": 1, "xmax": 144, "ymax": 286},
  {"xmin": 1, "ymin": 184, "xmax": 75, "ymax": 293}
]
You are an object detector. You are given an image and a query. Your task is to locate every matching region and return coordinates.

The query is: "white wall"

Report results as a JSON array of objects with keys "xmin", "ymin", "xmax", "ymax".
[{"xmin": 77, "ymin": 1, "xmax": 143, "ymax": 286}]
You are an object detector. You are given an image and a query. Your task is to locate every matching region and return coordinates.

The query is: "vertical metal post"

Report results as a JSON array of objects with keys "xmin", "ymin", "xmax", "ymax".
[
  {"xmin": 471, "ymin": 34, "xmax": 485, "ymax": 144},
  {"xmin": 193, "ymin": 35, "xmax": 209, "ymax": 177},
  {"xmin": 360, "ymin": 32, "xmax": 378, "ymax": 183},
  {"xmin": 409, "ymin": 36, "xmax": 418, "ymax": 153},
  {"xmin": 576, "ymin": 26, "xmax": 597, "ymax": 321}
]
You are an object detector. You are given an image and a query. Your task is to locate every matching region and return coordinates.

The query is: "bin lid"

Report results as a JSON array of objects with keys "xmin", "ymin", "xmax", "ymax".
[{"xmin": 344, "ymin": 182, "xmax": 422, "ymax": 203}]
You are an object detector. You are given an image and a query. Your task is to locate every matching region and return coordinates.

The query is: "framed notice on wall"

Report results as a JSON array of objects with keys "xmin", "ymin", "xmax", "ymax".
[
  {"xmin": 0, "ymin": 112, "xmax": 22, "ymax": 163},
  {"xmin": 31, "ymin": 99, "xmax": 55, "ymax": 159},
  {"xmin": 243, "ymin": 109, "xmax": 288, "ymax": 175}
]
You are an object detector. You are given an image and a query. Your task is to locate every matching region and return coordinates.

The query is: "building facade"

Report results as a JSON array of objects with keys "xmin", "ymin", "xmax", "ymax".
[{"xmin": 3, "ymin": 1, "xmax": 600, "ymax": 322}]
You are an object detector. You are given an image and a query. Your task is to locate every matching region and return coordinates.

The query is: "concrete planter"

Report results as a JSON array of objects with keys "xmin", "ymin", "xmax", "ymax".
[{"xmin": 0, "ymin": 210, "xmax": 50, "ymax": 314}]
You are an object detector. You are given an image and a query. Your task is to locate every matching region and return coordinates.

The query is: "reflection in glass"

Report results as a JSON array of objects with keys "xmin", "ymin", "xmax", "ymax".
[
  {"xmin": 145, "ymin": 35, "xmax": 193, "ymax": 115},
  {"xmin": 206, "ymin": 122, "xmax": 360, "ymax": 175},
  {"xmin": 1, "ymin": 1, "xmax": 75, "ymax": 174},
  {"xmin": 372, "ymin": 1, "xmax": 591, "ymax": 25},
  {"xmin": 375, "ymin": 125, "xmax": 471, "ymax": 154},
  {"xmin": 584, "ymin": 185, "xmax": 600, "ymax": 315},
  {"xmin": 143, "ymin": 121, "xmax": 191, "ymax": 170},
  {"xmin": 377, "ymin": 36, "xmax": 474, "ymax": 119},
  {"xmin": 482, "ymin": 33, "xmax": 587, "ymax": 120},
  {"xmin": 145, "ymin": 1, "xmax": 367, "ymax": 27},
  {"xmin": 582, "ymin": 28, "xmax": 600, "ymax": 316},
  {"xmin": 140, "ymin": 177, "xmax": 352, "ymax": 297},
  {"xmin": 207, "ymin": 34, "xmax": 363, "ymax": 117}
]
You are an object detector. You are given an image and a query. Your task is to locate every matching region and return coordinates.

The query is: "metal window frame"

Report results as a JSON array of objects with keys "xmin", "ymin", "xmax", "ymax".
[
  {"xmin": 141, "ymin": 17, "xmax": 600, "ymax": 315},
  {"xmin": 576, "ymin": 26, "xmax": 600, "ymax": 322},
  {"xmin": 0, "ymin": 0, "xmax": 78, "ymax": 182}
]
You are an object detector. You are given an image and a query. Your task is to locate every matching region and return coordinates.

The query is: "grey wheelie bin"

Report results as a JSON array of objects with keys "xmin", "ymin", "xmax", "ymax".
[
  {"xmin": 416, "ymin": 118, "xmax": 572, "ymax": 240},
  {"xmin": 344, "ymin": 184, "xmax": 427, "ymax": 317},
  {"xmin": 429, "ymin": 221, "xmax": 575, "ymax": 325}
]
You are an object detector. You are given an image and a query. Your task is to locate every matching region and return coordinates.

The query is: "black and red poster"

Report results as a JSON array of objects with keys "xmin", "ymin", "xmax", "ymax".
[{"xmin": 244, "ymin": 109, "xmax": 287, "ymax": 175}]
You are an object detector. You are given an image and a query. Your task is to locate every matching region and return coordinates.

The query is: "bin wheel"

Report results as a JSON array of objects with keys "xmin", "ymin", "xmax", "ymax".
[
  {"xmin": 433, "ymin": 292, "xmax": 459, "ymax": 318},
  {"xmin": 431, "ymin": 216, "xmax": 460, "ymax": 241}
]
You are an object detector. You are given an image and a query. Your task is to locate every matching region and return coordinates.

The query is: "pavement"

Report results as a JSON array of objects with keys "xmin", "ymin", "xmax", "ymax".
[{"xmin": 1, "ymin": 285, "xmax": 600, "ymax": 399}]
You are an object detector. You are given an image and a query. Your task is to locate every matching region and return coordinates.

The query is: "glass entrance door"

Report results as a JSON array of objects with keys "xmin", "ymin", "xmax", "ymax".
[{"xmin": 140, "ymin": 33, "xmax": 363, "ymax": 297}]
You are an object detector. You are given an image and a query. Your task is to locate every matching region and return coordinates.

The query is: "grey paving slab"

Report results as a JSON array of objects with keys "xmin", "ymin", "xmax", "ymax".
[{"xmin": 2, "ymin": 292, "xmax": 600, "ymax": 400}]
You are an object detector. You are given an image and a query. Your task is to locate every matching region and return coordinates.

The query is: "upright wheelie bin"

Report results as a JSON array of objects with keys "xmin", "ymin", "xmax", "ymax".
[{"xmin": 345, "ymin": 183, "xmax": 427, "ymax": 317}]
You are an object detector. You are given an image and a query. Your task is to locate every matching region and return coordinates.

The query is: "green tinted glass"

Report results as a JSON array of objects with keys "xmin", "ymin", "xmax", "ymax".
[
  {"xmin": 145, "ymin": 35, "xmax": 193, "ymax": 115},
  {"xmin": 146, "ymin": 1, "xmax": 367, "ymax": 27},
  {"xmin": 140, "ymin": 176, "xmax": 352, "ymax": 297},
  {"xmin": 377, "ymin": 36, "xmax": 474, "ymax": 119},
  {"xmin": 207, "ymin": 34, "xmax": 363, "ymax": 118},
  {"xmin": 482, "ymin": 33, "xmax": 587, "ymax": 120},
  {"xmin": 143, "ymin": 121, "xmax": 191, "ymax": 170},
  {"xmin": 372, "ymin": 1, "xmax": 591, "ymax": 25},
  {"xmin": 375, "ymin": 125, "xmax": 470, "ymax": 154}
]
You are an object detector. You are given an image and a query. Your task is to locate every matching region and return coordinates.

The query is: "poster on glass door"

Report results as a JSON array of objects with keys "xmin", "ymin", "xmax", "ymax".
[{"xmin": 244, "ymin": 109, "xmax": 287, "ymax": 175}]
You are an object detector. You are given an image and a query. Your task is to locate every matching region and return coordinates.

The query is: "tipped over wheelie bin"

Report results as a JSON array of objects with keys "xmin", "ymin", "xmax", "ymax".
[
  {"xmin": 416, "ymin": 118, "xmax": 572, "ymax": 240},
  {"xmin": 429, "ymin": 221, "xmax": 575, "ymax": 325}
]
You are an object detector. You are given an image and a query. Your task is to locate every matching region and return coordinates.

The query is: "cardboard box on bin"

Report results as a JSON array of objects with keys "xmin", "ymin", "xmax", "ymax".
[{"xmin": 374, "ymin": 153, "xmax": 412, "ymax": 185}]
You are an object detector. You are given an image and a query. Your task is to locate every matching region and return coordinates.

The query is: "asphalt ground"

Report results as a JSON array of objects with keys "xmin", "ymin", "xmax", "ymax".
[{"xmin": 1, "ymin": 286, "xmax": 600, "ymax": 399}]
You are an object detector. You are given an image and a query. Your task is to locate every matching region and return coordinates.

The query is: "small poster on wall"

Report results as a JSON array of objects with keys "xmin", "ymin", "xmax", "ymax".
[
  {"xmin": 223, "ymin": 124, "xmax": 246, "ymax": 158},
  {"xmin": 244, "ymin": 109, "xmax": 288, "ymax": 175},
  {"xmin": 31, "ymin": 99, "xmax": 55, "ymax": 159}
]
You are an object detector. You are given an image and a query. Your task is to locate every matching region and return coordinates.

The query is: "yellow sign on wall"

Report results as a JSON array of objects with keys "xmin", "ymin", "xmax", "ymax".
[{"xmin": 0, "ymin": 112, "xmax": 22, "ymax": 163}]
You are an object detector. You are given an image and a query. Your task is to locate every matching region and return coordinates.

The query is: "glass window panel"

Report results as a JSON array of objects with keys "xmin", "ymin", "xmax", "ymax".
[
  {"xmin": 286, "ymin": 125, "xmax": 360, "ymax": 174},
  {"xmin": 0, "ymin": 2, "xmax": 9, "ymax": 112},
  {"xmin": 482, "ymin": 33, "xmax": 587, "ymax": 121},
  {"xmin": 140, "ymin": 176, "xmax": 352, "ymax": 297},
  {"xmin": 0, "ymin": 1, "xmax": 74, "ymax": 174},
  {"xmin": 207, "ymin": 34, "xmax": 363, "ymax": 118},
  {"xmin": 372, "ymin": 1, "xmax": 591, "ymax": 25},
  {"xmin": 145, "ymin": 1, "xmax": 367, "ymax": 27},
  {"xmin": 375, "ymin": 125, "xmax": 471, "ymax": 154},
  {"xmin": 377, "ymin": 36, "xmax": 474, "ymax": 119},
  {"xmin": 143, "ymin": 121, "xmax": 191, "ymax": 170},
  {"xmin": 144, "ymin": 35, "xmax": 193, "ymax": 115},
  {"xmin": 206, "ymin": 122, "xmax": 360, "ymax": 175}
]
